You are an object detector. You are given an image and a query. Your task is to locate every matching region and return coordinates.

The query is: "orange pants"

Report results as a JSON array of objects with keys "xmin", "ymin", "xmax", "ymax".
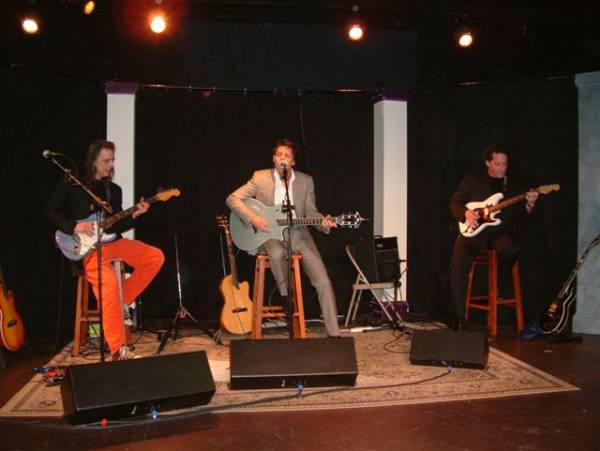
[{"xmin": 84, "ymin": 238, "xmax": 164, "ymax": 354}]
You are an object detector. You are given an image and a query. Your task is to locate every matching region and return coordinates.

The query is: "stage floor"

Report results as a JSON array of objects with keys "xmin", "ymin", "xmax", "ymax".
[{"xmin": 1, "ymin": 325, "xmax": 599, "ymax": 451}]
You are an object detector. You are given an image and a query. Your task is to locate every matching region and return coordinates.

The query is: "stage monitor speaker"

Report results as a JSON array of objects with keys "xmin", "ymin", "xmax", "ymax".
[
  {"xmin": 230, "ymin": 337, "xmax": 358, "ymax": 390},
  {"xmin": 409, "ymin": 329, "xmax": 489, "ymax": 370},
  {"xmin": 354, "ymin": 236, "xmax": 400, "ymax": 283},
  {"xmin": 61, "ymin": 351, "xmax": 215, "ymax": 424}
]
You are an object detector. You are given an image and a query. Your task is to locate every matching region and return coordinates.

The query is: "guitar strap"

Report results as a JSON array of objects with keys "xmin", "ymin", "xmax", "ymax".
[
  {"xmin": 502, "ymin": 176, "xmax": 507, "ymax": 193},
  {"xmin": 103, "ymin": 179, "xmax": 111, "ymax": 205}
]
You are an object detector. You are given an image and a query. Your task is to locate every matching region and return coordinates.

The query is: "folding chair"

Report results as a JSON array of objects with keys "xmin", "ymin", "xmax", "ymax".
[{"xmin": 344, "ymin": 244, "xmax": 404, "ymax": 327}]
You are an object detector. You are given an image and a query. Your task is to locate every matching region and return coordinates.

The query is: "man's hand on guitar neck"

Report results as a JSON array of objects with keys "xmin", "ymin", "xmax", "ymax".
[
  {"xmin": 132, "ymin": 197, "xmax": 150, "ymax": 219},
  {"xmin": 250, "ymin": 215, "xmax": 269, "ymax": 232},
  {"xmin": 322, "ymin": 215, "xmax": 337, "ymax": 230},
  {"xmin": 525, "ymin": 190, "xmax": 539, "ymax": 213}
]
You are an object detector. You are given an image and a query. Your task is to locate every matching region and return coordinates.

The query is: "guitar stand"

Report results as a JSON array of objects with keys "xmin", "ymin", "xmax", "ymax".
[{"xmin": 156, "ymin": 233, "xmax": 222, "ymax": 355}]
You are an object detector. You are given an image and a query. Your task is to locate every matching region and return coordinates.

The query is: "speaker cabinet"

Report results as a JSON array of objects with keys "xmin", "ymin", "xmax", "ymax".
[
  {"xmin": 409, "ymin": 329, "xmax": 489, "ymax": 369},
  {"xmin": 230, "ymin": 338, "xmax": 358, "ymax": 390},
  {"xmin": 61, "ymin": 351, "xmax": 215, "ymax": 424},
  {"xmin": 354, "ymin": 237, "xmax": 400, "ymax": 282}
]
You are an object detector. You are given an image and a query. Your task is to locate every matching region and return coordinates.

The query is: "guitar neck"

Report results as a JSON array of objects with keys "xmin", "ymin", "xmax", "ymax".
[
  {"xmin": 488, "ymin": 193, "xmax": 526, "ymax": 213},
  {"xmin": 224, "ymin": 230, "xmax": 240, "ymax": 288},
  {"xmin": 101, "ymin": 193, "xmax": 162, "ymax": 229},
  {"xmin": 276, "ymin": 216, "xmax": 338, "ymax": 227}
]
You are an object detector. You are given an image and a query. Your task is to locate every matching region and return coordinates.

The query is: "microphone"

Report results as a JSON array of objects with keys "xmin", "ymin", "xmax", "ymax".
[
  {"xmin": 279, "ymin": 160, "xmax": 288, "ymax": 179},
  {"xmin": 42, "ymin": 150, "xmax": 62, "ymax": 159}
]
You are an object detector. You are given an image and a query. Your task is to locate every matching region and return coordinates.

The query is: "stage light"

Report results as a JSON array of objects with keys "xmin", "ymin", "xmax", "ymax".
[
  {"xmin": 457, "ymin": 31, "xmax": 474, "ymax": 48},
  {"xmin": 347, "ymin": 23, "xmax": 364, "ymax": 41},
  {"xmin": 21, "ymin": 17, "xmax": 39, "ymax": 34},
  {"xmin": 149, "ymin": 12, "xmax": 167, "ymax": 34},
  {"xmin": 83, "ymin": 1, "xmax": 95, "ymax": 15}
]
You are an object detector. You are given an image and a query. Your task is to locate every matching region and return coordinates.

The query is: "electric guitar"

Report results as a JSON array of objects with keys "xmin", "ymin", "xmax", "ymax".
[
  {"xmin": 55, "ymin": 188, "xmax": 181, "ymax": 261},
  {"xmin": 216, "ymin": 215, "xmax": 253, "ymax": 335},
  {"xmin": 0, "ymin": 266, "xmax": 26, "ymax": 351},
  {"xmin": 229, "ymin": 198, "xmax": 366, "ymax": 251},
  {"xmin": 458, "ymin": 184, "xmax": 560, "ymax": 238},
  {"xmin": 540, "ymin": 233, "xmax": 600, "ymax": 334}
]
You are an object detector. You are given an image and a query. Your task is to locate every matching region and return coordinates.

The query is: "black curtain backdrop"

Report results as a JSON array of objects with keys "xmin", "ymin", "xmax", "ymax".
[
  {"xmin": 0, "ymin": 67, "xmax": 106, "ymax": 338},
  {"xmin": 0, "ymin": 65, "xmax": 580, "ymax": 341},
  {"xmin": 407, "ymin": 78, "xmax": 578, "ymax": 322},
  {"xmin": 134, "ymin": 90, "xmax": 374, "ymax": 323}
]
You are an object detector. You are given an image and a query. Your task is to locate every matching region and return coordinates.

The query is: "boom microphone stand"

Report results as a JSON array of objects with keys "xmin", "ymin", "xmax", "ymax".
[
  {"xmin": 156, "ymin": 232, "xmax": 221, "ymax": 354},
  {"xmin": 44, "ymin": 150, "xmax": 112, "ymax": 363}
]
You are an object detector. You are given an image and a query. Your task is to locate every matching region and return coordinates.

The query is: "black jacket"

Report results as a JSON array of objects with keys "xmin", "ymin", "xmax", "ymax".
[
  {"xmin": 450, "ymin": 169, "xmax": 529, "ymax": 233},
  {"xmin": 45, "ymin": 179, "xmax": 134, "ymax": 237}
]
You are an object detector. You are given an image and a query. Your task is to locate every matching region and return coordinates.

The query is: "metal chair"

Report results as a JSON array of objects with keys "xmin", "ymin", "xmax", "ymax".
[{"xmin": 344, "ymin": 244, "xmax": 403, "ymax": 327}]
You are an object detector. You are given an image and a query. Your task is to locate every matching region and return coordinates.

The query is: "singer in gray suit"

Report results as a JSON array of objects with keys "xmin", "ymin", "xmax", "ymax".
[{"xmin": 226, "ymin": 138, "xmax": 341, "ymax": 337}]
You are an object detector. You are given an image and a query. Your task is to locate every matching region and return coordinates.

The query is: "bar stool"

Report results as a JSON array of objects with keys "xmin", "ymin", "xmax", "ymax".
[
  {"xmin": 465, "ymin": 249, "xmax": 525, "ymax": 336},
  {"xmin": 72, "ymin": 259, "xmax": 131, "ymax": 356},
  {"xmin": 251, "ymin": 253, "xmax": 305, "ymax": 339}
]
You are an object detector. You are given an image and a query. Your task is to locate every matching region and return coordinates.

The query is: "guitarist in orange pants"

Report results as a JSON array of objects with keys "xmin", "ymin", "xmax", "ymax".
[
  {"xmin": 45, "ymin": 139, "xmax": 164, "ymax": 361},
  {"xmin": 449, "ymin": 145, "xmax": 539, "ymax": 330}
]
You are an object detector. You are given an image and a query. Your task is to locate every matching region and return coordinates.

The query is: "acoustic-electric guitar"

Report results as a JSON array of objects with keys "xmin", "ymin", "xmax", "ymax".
[
  {"xmin": 216, "ymin": 215, "xmax": 253, "ymax": 335},
  {"xmin": 0, "ymin": 266, "xmax": 25, "ymax": 351}
]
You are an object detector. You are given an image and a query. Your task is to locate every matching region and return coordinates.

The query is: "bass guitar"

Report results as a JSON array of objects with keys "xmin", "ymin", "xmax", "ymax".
[
  {"xmin": 0, "ymin": 266, "xmax": 26, "ymax": 351},
  {"xmin": 55, "ymin": 188, "xmax": 180, "ymax": 261},
  {"xmin": 216, "ymin": 215, "xmax": 253, "ymax": 335},
  {"xmin": 459, "ymin": 184, "xmax": 560, "ymax": 238},
  {"xmin": 540, "ymin": 233, "xmax": 600, "ymax": 334},
  {"xmin": 229, "ymin": 198, "xmax": 366, "ymax": 251}
]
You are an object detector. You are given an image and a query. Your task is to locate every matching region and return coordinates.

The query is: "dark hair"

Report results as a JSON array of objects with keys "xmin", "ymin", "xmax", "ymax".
[
  {"xmin": 84, "ymin": 139, "xmax": 115, "ymax": 183},
  {"xmin": 272, "ymin": 138, "xmax": 297, "ymax": 159},
  {"xmin": 482, "ymin": 144, "xmax": 508, "ymax": 162}
]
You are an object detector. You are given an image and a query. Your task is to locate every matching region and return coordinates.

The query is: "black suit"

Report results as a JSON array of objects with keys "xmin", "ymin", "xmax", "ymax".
[{"xmin": 449, "ymin": 170, "xmax": 529, "ymax": 322}]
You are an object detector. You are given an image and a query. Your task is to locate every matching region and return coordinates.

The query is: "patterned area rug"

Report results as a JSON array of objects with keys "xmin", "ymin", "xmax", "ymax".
[{"xmin": 0, "ymin": 327, "xmax": 578, "ymax": 418}]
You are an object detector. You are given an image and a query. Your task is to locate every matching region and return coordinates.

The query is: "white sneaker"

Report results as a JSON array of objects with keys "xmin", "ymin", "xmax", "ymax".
[{"xmin": 111, "ymin": 345, "xmax": 140, "ymax": 361}]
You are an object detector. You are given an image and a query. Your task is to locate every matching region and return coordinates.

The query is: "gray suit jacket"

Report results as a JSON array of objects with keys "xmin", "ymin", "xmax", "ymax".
[{"xmin": 226, "ymin": 168, "xmax": 329, "ymax": 238}]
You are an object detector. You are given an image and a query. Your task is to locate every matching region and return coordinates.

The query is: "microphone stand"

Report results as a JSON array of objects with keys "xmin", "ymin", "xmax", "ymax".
[
  {"xmin": 46, "ymin": 154, "xmax": 112, "ymax": 363},
  {"xmin": 281, "ymin": 166, "xmax": 295, "ymax": 339}
]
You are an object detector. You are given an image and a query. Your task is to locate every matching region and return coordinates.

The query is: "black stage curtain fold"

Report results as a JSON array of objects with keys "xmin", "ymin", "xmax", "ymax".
[
  {"xmin": 0, "ymin": 67, "xmax": 106, "ymax": 338},
  {"xmin": 407, "ymin": 79, "xmax": 578, "ymax": 322},
  {"xmin": 134, "ymin": 90, "xmax": 374, "ymax": 322}
]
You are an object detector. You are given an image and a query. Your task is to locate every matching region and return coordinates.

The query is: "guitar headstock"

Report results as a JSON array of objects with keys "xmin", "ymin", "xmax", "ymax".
[
  {"xmin": 336, "ymin": 212, "xmax": 368, "ymax": 229},
  {"xmin": 538, "ymin": 184, "xmax": 560, "ymax": 195},
  {"xmin": 155, "ymin": 188, "xmax": 181, "ymax": 202},
  {"xmin": 216, "ymin": 214, "xmax": 230, "ymax": 230}
]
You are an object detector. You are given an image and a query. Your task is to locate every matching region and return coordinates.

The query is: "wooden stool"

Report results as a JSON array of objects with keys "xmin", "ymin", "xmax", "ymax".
[
  {"xmin": 72, "ymin": 259, "xmax": 131, "ymax": 356},
  {"xmin": 465, "ymin": 249, "xmax": 525, "ymax": 336},
  {"xmin": 251, "ymin": 254, "xmax": 305, "ymax": 339}
]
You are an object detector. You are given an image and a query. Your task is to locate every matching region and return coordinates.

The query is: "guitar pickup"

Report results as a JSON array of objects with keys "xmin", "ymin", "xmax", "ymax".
[{"xmin": 231, "ymin": 307, "xmax": 249, "ymax": 313}]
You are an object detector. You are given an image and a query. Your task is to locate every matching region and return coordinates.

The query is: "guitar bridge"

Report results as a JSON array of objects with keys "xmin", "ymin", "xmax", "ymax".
[{"xmin": 232, "ymin": 307, "xmax": 249, "ymax": 313}]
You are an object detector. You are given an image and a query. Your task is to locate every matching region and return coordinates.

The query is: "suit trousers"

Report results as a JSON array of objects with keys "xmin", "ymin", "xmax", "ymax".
[
  {"xmin": 84, "ymin": 238, "xmax": 164, "ymax": 353},
  {"xmin": 263, "ymin": 229, "xmax": 340, "ymax": 337}
]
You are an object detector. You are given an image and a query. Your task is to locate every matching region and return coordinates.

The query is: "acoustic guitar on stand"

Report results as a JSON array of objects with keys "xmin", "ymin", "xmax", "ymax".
[
  {"xmin": 0, "ymin": 266, "xmax": 26, "ymax": 351},
  {"xmin": 216, "ymin": 215, "xmax": 253, "ymax": 335},
  {"xmin": 459, "ymin": 184, "xmax": 560, "ymax": 238}
]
